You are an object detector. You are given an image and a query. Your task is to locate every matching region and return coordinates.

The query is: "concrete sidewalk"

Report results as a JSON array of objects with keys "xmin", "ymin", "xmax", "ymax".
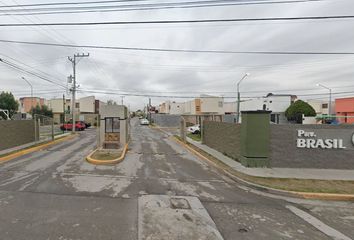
[{"xmin": 186, "ymin": 137, "xmax": 354, "ymax": 181}]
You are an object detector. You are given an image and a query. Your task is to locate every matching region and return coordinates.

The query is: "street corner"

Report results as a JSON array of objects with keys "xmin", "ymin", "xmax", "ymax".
[{"xmin": 86, "ymin": 142, "xmax": 129, "ymax": 165}]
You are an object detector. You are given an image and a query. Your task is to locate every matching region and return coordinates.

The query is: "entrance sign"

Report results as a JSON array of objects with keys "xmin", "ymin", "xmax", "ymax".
[{"xmin": 297, "ymin": 129, "xmax": 348, "ymax": 149}]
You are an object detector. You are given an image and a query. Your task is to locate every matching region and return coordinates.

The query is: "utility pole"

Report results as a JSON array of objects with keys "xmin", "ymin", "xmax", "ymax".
[
  {"xmin": 149, "ymin": 98, "xmax": 151, "ymax": 122},
  {"xmin": 236, "ymin": 73, "xmax": 250, "ymax": 123},
  {"xmin": 68, "ymin": 53, "xmax": 89, "ymax": 133},
  {"xmin": 62, "ymin": 94, "xmax": 65, "ymax": 132},
  {"xmin": 21, "ymin": 77, "xmax": 33, "ymax": 114}
]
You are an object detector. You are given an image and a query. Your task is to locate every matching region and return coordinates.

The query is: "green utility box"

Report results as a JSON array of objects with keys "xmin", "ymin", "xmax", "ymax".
[{"xmin": 240, "ymin": 111, "xmax": 271, "ymax": 167}]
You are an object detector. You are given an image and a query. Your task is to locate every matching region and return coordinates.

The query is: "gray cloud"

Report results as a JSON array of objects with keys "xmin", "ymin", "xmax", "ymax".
[{"xmin": 1, "ymin": 0, "xmax": 354, "ymax": 110}]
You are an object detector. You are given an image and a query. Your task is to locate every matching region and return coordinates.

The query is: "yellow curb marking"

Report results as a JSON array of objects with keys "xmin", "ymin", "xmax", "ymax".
[
  {"xmin": 86, "ymin": 142, "xmax": 129, "ymax": 165},
  {"xmin": 172, "ymin": 136, "xmax": 354, "ymax": 202},
  {"xmin": 0, "ymin": 134, "xmax": 77, "ymax": 164}
]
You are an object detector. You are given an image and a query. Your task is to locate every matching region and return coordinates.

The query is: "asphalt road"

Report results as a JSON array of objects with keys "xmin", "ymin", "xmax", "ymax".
[{"xmin": 0, "ymin": 118, "xmax": 353, "ymax": 240}]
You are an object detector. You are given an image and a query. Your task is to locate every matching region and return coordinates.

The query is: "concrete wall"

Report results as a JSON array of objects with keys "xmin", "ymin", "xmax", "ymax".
[
  {"xmin": 203, "ymin": 121, "xmax": 241, "ymax": 160},
  {"xmin": 0, "ymin": 120, "xmax": 35, "ymax": 151},
  {"xmin": 151, "ymin": 114, "xmax": 181, "ymax": 127},
  {"xmin": 270, "ymin": 124, "xmax": 354, "ymax": 169}
]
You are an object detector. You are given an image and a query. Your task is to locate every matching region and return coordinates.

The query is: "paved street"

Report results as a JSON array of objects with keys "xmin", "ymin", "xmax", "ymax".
[{"xmin": 0, "ymin": 118, "xmax": 353, "ymax": 240}]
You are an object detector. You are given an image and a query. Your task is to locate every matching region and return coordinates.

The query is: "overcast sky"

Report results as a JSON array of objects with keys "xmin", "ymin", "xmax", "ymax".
[{"xmin": 0, "ymin": 0, "xmax": 354, "ymax": 110}]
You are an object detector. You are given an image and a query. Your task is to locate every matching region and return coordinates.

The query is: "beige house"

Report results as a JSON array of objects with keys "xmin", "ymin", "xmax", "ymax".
[
  {"xmin": 184, "ymin": 95, "xmax": 224, "ymax": 115},
  {"xmin": 158, "ymin": 101, "xmax": 185, "ymax": 114},
  {"xmin": 99, "ymin": 105, "xmax": 129, "ymax": 149},
  {"xmin": 48, "ymin": 96, "xmax": 105, "ymax": 124},
  {"xmin": 47, "ymin": 98, "xmax": 72, "ymax": 124}
]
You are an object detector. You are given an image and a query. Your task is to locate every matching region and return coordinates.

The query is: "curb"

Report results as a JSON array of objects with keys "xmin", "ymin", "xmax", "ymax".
[
  {"xmin": 172, "ymin": 136, "xmax": 354, "ymax": 202},
  {"xmin": 86, "ymin": 142, "xmax": 129, "ymax": 165},
  {"xmin": 0, "ymin": 134, "xmax": 77, "ymax": 164}
]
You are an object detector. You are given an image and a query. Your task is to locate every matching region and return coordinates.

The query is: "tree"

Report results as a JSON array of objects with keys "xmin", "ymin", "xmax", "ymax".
[
  {"xmin": 107, "ymin": 99, "xmax": 117, "ymax": 105},
  {"xmin": 30, "ymin": 105, "xmax": 53, "ymax": 117},
  {"xmin": 285, "ymin": 100, "xmax": 316, "ymax": 123},
  {"xmin": 0, "ymin": 91, "xmax": 19, "ymax": 119}
]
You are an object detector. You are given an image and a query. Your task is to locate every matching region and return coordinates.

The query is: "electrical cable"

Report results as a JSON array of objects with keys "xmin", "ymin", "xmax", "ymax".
[
  {"xmin": 0, "ymin": 39, "xmax": 353, "ymax": 55},
  {"xmin": 1, "ymin": 15, "xmax": 354, "ymax": 27},
  {"xmin": 0, "ymin": 58, "xmax": 67, "ymax": 89},
  {"xmin": 0, "ymin": 0, "xmax": 329, "ymax": 16}
]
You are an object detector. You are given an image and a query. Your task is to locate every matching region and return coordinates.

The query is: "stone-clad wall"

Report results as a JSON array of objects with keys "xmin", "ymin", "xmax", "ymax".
[
  {"xmin": 270, "ymin": 124, "xmax": 354, "ymax": 169},
  {"xmin": 0, "ymin": 120, "xmax": 36, "ymax": 151},
  {"xmin": 203, "ymin": 121, "xmax": 241, "ymax": 161}
]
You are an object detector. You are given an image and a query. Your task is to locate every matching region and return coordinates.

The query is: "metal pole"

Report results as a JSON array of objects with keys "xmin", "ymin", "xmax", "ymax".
[
  {"xmin": 62, "ymin": 94, "xmax": 65, "ymax": 133},
  {"xmin": 68, "ymin": 53, "xmax": 89, "ymax": 134},
  {"xmin": 148, "ymin": 98, "xmax": 151, "ymax": 122},
  {"xmin": 316, "ymin": 84, "xmax": 332, "ymax": 121},
  {"xmin": 329, "ymin": 88, "xmax": 332, "ymax": 118},
  {"xmin": 236, "ymin": 73, "xmax": 250, "ymax": 123},
  {"xmin": 22, "ymin": 77, "xmax": 33, "ymax": 114},
  {"xmin": 72, "ymin": 55, "xmax": 76, "ymax": 134},
  {"xmin": 51, "ymin": 117, "xmax": 54, "ymax": 141}
]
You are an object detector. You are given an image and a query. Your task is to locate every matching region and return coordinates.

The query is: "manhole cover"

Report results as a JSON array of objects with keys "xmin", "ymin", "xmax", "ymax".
[{"xmin": 170, "ymin": 198, "xmax": 191, "ymax": 209}]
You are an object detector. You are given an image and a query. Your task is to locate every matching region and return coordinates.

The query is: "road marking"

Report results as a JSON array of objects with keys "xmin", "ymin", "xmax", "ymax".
[{"xmin": 286, "ymin": 205, "xmax": 352, "ymax": 240}]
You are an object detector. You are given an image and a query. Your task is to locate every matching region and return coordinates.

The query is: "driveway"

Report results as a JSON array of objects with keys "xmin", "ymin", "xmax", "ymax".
[{"xmin": 0, "ymin": 119, "xmax": 353, "ymax": 239}]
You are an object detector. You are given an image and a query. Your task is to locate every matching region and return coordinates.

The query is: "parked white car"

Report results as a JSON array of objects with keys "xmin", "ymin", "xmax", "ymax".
[
  {"xmin": 140, "ymin": 118, "xmax": 150, "ymax": 125},
  {"xmin": 187, "ymin": 124, "xmax": 200, "ymax": 134}
]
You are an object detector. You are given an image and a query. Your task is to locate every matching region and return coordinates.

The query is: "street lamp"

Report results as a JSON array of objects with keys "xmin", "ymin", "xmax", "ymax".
[
  {"xmin": 22, "ymin": 77, "xmax": 33, "ymax": 114},
  {"xmin": 236, "ymin": 73, "xmax": 250, "ymax": 123},
  {"xmin": 316, "ymin": 83, "xmax": 332, "ymax": 119}
]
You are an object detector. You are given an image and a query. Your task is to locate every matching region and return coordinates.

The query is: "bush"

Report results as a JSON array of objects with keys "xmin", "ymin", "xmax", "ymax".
[{"xmin": 285, "ymin": 100, "xmax": 316, "ymax": 123}]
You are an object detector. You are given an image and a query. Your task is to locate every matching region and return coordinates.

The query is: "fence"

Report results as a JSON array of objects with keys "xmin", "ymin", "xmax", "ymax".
[{"xmin": 35, "ymin": 114, "xmax": 63, "ymax": 141}]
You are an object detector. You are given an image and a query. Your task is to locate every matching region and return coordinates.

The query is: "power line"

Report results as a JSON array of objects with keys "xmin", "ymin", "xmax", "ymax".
[
  {"xmin": 0, "ymin": 58, "xmax": 67, "ymax": 89},
  {"xmin": 1, "ymin": 39, "xmax": 354, "ymax": 55},
  {"xmin": 0, "ymin": 0, "xmax": 328, "ymax": 16},
  {"xmin": 0, "ymin": 0, "xmax": 148, "ymax": 8},
  {"xmin": 0, "ymin": 15, "xmax": 354, "ymax": 27},
  {"xmin": 77, "ymin": 88, "xmax": 354, "ymax": 99}
]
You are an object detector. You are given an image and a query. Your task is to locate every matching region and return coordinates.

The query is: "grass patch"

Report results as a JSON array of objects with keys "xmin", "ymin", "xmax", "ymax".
[
  {"xmin": 187, "ymin": 133, "xmax": 201, "ymax": 142},
  {"xmin": 91, "ymin": 150, "xmax": 122, "ymax": 160},
  {"xmin": 174, "ymin": 135, "xmax": 354, "ymax": 194}
]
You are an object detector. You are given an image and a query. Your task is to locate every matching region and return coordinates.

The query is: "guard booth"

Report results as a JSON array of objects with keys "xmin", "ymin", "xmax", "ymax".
[{"xmin": 99, "ymin": 105, "xmax": 129, "ymax": 149}]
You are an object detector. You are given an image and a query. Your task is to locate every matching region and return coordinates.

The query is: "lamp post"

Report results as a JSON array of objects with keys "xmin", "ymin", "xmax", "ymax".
[
  {"xmin": 22, "ymin": 77, "xmax": 33, "ymax": 114},
  {"xmin": 316, "ymin": 83, "xmax": 332, "ymax": 119},
  {"xmin": 236, "ymin": 73, "xmax": 250, "ymax": 123}
]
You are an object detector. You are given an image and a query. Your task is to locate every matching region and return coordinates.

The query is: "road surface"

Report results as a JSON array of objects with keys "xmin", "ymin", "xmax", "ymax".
[{"xmin": 0, "ymin": 118, "xmax": 353, "ymax": 239}]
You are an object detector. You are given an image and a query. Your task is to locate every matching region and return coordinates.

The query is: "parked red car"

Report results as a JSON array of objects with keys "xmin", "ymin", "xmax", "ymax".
[{"xmin": 60, "ymin": 121, "xmax": 86, "ymax": 131}]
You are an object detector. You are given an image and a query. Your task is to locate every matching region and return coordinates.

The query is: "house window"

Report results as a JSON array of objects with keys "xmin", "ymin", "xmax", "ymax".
[
  {"xmin": 218, "ymin": 101, "xmax": 223, "ymax": 107},
  {"xmin": 75, "ymin": 102, "xmax": 80, "ymax": 108},
  {"xmin": 322, "ymin": 103, "xmax": 328, "ymax": 109},
  {"xmin": 105, "ymin": 117, "xmax": 120, "ymax": 133}
]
